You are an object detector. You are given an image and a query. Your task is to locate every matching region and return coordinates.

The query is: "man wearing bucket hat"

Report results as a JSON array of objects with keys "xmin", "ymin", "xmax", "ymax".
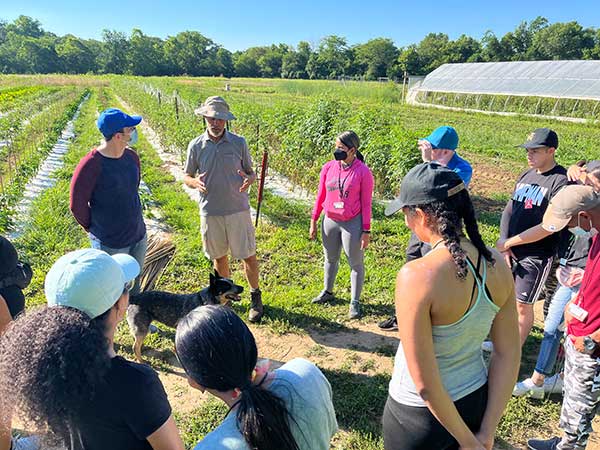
[
  {"xmin": 183, "ymin": 96, "xmax": 263, "ymax": 322},
  {"xmin": 70, "ymin": 108, "xmax": 147, "ymax": 295},
  {"xmin": 378, "ymin": 125, "xmax": 472, "ymax": 331},
  {"xmin": 496, "ymin": 128, "xmax": 567, "ymax": 349},
  {"xmin": 0, "ymin": 249, "xmax": 185, "ymax": 450}
]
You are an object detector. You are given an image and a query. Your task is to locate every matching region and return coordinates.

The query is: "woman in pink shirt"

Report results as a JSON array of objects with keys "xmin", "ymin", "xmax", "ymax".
[{"xmin": 309, "ymin": 131, "xmax": 374, "ymax": 319}]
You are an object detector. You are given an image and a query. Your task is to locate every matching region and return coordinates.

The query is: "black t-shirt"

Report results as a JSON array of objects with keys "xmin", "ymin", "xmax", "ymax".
[
  {"xmin": 557, "ymin": 233, "xmax": 592, "ymax": 270},
  {"xmin": 68, "ymin": 356, "xmax": 171, "ymax": 450},
  {"xmin": 501, "ymin": 165, "xmax": 567, "ymax": 259}
]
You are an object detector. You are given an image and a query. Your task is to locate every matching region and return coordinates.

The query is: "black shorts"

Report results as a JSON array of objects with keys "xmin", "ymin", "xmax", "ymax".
[
  {"xmin": 382, "ymin": 384, "xmax": 488, "ymax": 450},
  {"xmin": 513, "ymin": 255, "xmax": 553, "ymax": 305}
]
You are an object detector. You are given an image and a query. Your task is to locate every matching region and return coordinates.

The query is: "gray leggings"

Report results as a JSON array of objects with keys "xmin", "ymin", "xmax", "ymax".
[{"xmin": 321, "ymin": 214, "xmax": 364, "ymax": 303}]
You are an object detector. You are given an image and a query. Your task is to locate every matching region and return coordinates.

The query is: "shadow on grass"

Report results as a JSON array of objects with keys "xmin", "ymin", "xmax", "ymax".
[
  {"xmin": 262, "ymin": 303, "xmax": 399, "ymax": 353},
  {"xmin": 322, "ymin": 367, "xmax": 389, "ymax": 438}
]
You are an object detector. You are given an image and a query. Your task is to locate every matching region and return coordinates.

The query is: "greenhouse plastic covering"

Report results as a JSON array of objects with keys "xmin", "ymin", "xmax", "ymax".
[{"xmin": 418, "ymin": 61, "xmax": 600, "ymax": 100}]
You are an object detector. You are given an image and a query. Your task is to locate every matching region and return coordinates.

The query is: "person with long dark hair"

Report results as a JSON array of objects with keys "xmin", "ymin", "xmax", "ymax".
[
  {"xmin": 175, "ymin": 305, "xmax": 338, "ymax": 450},
  {"xmin": 309, "ymin": 130, "xmax": 374, "ymax": 318},
  {"xmin": 0, "ymin": 249, "xmax": 184, "ymax": 450},
  {"xmin": 382, "ymin": 163, "xmax": 520, "ymax": 450}
]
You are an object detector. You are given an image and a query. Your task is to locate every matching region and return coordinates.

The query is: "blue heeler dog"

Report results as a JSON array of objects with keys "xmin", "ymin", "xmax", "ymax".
[{"xmin": 127, "ymin": 271, "xmax": 243, "ymax": 362}]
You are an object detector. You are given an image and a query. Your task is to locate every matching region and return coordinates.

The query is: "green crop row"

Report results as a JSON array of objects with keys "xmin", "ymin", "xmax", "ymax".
[
  {"xmin": 112, "ymin": 76, "xmax": 599, "ymax": 200},
  {"xmin": 0, "ymin": 87, "xmax": 68, "ymax": 141},
  {"xmin": 0, "ymin": 85, "xmax": 53, "ymax": 112},
  {"xmin": 0, "ymin": 87, "xmax": 88, "ymax": 232}
]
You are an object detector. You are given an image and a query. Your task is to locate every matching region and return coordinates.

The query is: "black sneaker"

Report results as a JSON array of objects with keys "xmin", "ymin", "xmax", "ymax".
[
  {"xmin": 378, "ymin": 315, "xmax": 398, "ymax": 331},
  {"xmin": 312, "ymin": 290, "xmax": 335, "ymax": 304},
  {"xmin": 527, "ymin": 436, "xmax": 560, "ymax": 450}
]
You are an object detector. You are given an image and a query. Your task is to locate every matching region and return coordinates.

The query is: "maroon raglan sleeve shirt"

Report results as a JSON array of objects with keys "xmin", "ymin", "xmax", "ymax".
[{"xmin": 70, "ymin": 149, "xmax": 145, "ymax": 248}]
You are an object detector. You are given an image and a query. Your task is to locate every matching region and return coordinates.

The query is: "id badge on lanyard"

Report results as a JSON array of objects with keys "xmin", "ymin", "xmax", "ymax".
[{"xmin": 568, "ymin": 302, "xmax": 589, "ymax": 322}]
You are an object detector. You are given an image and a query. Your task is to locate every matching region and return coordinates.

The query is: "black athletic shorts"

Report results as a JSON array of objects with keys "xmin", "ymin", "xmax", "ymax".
[
  {"xmin": 382, "ymin": 383, "xmax": 488, "ymax": 450},
  {"xmin": 513, "ymin": 255, "xmax": 553, "ymax": 305}
]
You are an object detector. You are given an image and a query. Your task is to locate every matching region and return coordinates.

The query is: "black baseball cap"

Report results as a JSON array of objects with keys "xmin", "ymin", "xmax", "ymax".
[
  {"xmin": 518, "ymin": 128, "xmax": 559, "ymax": 149},
  {"xmin": 385, "ymin": 163, "xmax": 466, "ymax": 216}
]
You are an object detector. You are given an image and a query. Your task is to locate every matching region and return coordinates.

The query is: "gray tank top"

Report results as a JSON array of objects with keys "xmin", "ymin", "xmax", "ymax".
[{"xmin": 389, "ymin": 254, "xmax": 500, "ymax": 407}]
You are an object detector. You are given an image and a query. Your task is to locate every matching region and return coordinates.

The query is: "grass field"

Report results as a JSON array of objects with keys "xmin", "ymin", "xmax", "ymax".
[{"xmin": 2, "ymin": 74, "xmax": 599, "ymax": 449}]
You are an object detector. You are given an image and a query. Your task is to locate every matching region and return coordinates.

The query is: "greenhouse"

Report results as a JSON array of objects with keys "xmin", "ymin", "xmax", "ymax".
[{"xmin": 410, "ymin": 60, "xmax": 600, "ymax": 120}]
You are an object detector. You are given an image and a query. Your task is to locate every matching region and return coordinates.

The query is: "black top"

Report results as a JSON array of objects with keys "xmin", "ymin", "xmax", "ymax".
[
  {"xmin": 558, "ymin": 233, "xmax": 592, "ymax": 270},
  {"xmin": 500, "ymin": 165, "xmax": 568, "ymax": 259},
  {"xmin": 68, "ymin": 356, "xmax": 171, "ymax": 450}
]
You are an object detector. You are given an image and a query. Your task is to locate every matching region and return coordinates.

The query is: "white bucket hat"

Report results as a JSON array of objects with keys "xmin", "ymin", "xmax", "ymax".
[{"xmin": 194, "ymin": 96, "xmax": 236, "ymax": 120}]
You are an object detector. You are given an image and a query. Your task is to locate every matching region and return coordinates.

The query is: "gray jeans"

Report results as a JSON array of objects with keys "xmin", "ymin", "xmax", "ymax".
[
  {"xmin": 89, "ymin": 233, "xmax": 147, "ymax": 295},
  {"xmin": 321, "ymin": 215, "xmax": 364, "ymax": 303}
]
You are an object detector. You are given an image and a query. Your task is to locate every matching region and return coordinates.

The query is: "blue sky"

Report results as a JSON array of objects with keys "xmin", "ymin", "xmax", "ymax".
[{"xmin": 3, "ymin": 0, "xmax": 599, "ymax": 51}]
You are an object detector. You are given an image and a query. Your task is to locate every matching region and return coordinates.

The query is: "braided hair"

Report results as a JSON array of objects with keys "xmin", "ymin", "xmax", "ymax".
[{"xmin": 406, "ymin": 188, "xmax": 494, "ymax": 279}]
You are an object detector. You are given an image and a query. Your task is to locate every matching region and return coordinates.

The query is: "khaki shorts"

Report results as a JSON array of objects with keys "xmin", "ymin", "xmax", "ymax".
[{"xmin": 201, "ymin": 210, "xmax": 256, "ymax": 260}]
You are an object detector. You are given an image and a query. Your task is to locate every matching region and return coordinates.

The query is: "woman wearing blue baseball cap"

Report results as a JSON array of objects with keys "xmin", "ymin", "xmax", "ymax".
[
  {"xmin": 0, "ymin": 249, "xmax": 184, "ymax": 450},
  {"xmin": 382, "ymin": 163, "xmax": 519, "ymax": 450},
  {"xmin": 70, "ymin": 108, "xmax": 148, "ymax": 295}
]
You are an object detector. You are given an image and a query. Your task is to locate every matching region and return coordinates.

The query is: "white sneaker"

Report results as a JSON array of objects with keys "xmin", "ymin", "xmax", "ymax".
[
  {"xmin": 543, "ymin": 374, "xmax": 564, "ymax": 395},
  {"xmin": 513, "ymin": 378, "xmax": 544, "ymax": 399},
  {"xmin": 481, "ymin": 341, "xmax": 494, "ymax": 353}
]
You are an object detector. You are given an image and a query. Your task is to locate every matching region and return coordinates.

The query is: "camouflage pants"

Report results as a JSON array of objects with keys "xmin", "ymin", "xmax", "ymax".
[{"xmin": 558, "ymin": 338, "xmax": 600, "ymax": 450}]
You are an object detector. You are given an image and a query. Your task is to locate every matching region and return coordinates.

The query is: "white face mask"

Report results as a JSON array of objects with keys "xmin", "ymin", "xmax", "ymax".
[{"xmin": 569, "ymin": 215, "xmax": 597, "ymax": 239}]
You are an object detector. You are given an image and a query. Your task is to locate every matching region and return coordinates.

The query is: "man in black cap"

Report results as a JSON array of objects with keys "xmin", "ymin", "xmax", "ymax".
[{"xmin": 493, "ymin": 128, "xmax": 567, "ymax": 349}]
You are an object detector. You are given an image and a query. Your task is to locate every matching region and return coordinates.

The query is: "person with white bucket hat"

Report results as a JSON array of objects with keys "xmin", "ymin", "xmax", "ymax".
[{"xmin": 184, "ymin": 96, "xmax": 264, "ymax": 323}]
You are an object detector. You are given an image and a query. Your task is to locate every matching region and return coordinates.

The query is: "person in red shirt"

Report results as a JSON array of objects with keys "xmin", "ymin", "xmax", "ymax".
[{"xmin": 528, "ymin": 191, "xmax": 600, "ymax": 450}]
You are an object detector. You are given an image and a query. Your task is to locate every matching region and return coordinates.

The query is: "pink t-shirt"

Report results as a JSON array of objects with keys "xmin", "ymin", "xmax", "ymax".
[{"xmin": 311, "ymin": 159, "xmax": 374, "ymax": 231}]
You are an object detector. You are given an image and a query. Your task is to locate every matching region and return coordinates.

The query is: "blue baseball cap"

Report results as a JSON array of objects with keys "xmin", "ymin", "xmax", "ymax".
[
  {"xmin": 421, "ymin": 126, "xmax": 459, "ymax": 150},
  {"xmin": 45, "ymin": 249, "xmax": 140, "ymax": 319},
  {"xmin": 97, "ymin": 108, "xmax": 142, "ymax": 139}
]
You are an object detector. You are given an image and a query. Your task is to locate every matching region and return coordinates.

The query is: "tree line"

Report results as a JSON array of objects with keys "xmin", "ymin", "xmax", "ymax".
[{"xmin": 1, "ymin": 15, "xmax": 600, "ymax": 79}]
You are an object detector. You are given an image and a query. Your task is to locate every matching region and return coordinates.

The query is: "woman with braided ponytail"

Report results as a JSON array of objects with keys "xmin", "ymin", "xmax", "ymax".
[
  {"xmin": 175, "ymin": 305, "xmax": 337, "ymax": 450},
  {"xmin": 382, "ymin": 162, "xmax": 520, "ymax": 450}
]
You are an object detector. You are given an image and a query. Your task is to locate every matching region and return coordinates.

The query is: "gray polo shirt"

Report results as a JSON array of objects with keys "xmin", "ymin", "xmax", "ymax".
[{"xmin": 184, "ymin": 130, "xmax": 253, "ymax": 216}]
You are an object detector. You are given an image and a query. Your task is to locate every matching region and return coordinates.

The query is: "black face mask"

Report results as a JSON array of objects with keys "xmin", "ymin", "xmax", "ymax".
[{"xmin": 334, "ymin": 148, "xmax": 348, "ymax": 161}]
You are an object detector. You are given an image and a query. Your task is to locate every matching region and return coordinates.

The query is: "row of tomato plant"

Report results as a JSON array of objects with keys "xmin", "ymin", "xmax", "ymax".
[{"xmin": 0, "ymin": 87, "xmax": 89, "ymax": 232}]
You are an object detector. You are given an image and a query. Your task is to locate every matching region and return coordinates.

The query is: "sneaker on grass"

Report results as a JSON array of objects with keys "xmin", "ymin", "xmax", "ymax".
[
  {"xmin": 513, "ymin": 378, "xmax": 544, "ymax": 399},
  {"xmin": 348, "ymin": 301, "xmax": 361, "ymax": 319},
  {"xmin": 378, "ymin": 315, "xmax": 398, "ymax": 331},
  {"xmin": 527, "ymin": 436, "xmax": 560, "ymax": 450},
  {"xmin": 312, "ymin": 289, "xmax": 335, "ymax": 304}
]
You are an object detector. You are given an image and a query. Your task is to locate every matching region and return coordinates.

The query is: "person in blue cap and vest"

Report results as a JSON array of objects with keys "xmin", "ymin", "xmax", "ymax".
[
  {"xmin": 69, "ymin": 108, "xmax": 147, "ymax": 295},
  {"xmin": 0, "ymin": 249, "xmax": 185, "ymax": 450},
  {"xmin": 379, "ymin": 126, "xmax": 473, "ymax": 331}
]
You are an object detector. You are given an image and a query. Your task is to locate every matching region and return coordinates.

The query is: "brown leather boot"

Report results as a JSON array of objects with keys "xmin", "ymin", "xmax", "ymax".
[{"xmin": 248, "ymin": 288, "xmax": 264, "ymax": 323}]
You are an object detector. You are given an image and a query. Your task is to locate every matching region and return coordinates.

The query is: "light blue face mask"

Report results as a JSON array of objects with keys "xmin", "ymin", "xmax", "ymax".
[
  {"xmin": 569, "ymin": 214, "xmax": 594, "ymax": 239},
  {"xmin": 128, "ymin": 128, "xmax": 138, "ymax": 146}
]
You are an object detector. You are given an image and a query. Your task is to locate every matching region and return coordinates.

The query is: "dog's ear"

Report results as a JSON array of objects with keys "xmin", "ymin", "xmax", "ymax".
[
  {"xmin": 214, "ymin": 269, "xmax": 221, "ymax": 279},
  {"xmin": 209, "ymin": 271, "xmax": 216, "ymax": 286}
]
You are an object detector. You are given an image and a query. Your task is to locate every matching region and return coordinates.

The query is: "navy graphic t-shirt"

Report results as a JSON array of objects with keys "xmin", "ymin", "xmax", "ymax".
[{"xmin": 500, "ymin": 165, "xmax": 567, "ymax": 259}]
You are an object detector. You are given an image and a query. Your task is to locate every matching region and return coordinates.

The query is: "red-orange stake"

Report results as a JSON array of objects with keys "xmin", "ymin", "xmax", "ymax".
[{"xmin": 255, "ymin": 149, "xmax": 268, "ymax": 227}]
